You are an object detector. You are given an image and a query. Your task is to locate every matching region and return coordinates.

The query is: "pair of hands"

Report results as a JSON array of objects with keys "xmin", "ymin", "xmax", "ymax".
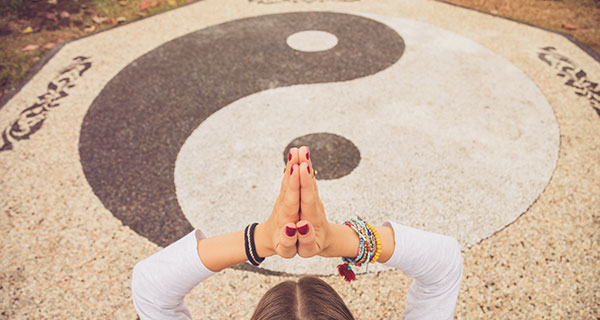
[{"xmin": 256, "ymin": 146, "xmax": 333, "ymax": 259}]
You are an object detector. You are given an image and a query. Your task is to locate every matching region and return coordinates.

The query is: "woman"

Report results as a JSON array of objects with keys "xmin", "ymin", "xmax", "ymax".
[{"xmin": 132, "ymin": 146, "xmax": 463, "ymax": 319}]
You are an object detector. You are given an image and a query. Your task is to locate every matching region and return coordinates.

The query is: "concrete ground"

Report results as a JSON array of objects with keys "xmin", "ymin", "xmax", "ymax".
[{"xmin": 1, "ymin": 0, "xmax": 599, "ymax": 318}]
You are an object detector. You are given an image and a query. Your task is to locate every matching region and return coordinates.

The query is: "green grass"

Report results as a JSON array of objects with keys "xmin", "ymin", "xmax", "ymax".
[
  {"xmin": 0, "ymin": 33, "xmax": 46, "ymax": 94},
  {"xmin": 0, "ymin": 0, "xmax": 193, "ymax": 95},
  {"xmin": 0, "ymin": 0, "xmax": 27, "ymax": 16}
]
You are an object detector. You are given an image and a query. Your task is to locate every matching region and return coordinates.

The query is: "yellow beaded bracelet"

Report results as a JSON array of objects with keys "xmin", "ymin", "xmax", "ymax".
[{"xmin": 367, "ymin": 224, "xmax": 382, "ymax": 264}]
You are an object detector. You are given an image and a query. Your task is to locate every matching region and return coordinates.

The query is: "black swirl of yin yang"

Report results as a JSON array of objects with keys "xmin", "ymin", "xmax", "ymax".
[{"xmin": 79, "ymin": 12, "xmax": 405, "ymax": 248}]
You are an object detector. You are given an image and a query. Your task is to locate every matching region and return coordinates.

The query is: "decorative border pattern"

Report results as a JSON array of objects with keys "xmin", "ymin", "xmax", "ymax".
[
  {"xmin": 0, "ymin": 56, "xmax": 92, "ymax": 152},
  {"xmin": 538, "ymin": 47, "xmax": 600, "ymax": 118}
]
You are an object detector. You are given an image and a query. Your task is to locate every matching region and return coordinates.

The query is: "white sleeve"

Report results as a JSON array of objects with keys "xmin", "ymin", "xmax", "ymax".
[
  {"xmin": 132, "ymin": 230, "xmax": 216, "ymax": 320},
  {"xmin": 382, "ymin": 221, "xmax": 463, "ymax": 320}
]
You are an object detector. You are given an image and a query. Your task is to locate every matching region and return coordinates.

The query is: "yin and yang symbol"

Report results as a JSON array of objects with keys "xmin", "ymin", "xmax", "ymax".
[{"xmin": 80, "ymin": 12, "xmax": 559, "ymax": 275}]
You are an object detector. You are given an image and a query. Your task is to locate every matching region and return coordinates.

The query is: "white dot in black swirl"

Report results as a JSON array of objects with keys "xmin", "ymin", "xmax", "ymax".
[
  {"xmin": 284, "ymin": 133, "xmax": 360, "ymax": 180},
  {"xmin": 286, "ymin": 30, "xmax": 338, "ymax": 52}
]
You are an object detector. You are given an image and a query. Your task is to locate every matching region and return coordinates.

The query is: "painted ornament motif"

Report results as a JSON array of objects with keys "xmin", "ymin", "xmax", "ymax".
[{"xmin": 1, "ymin": 56, "xmax": 92, "ymax": 152}]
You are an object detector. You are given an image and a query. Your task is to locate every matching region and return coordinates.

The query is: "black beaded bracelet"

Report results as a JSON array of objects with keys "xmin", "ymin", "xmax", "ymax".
[{"xmin": 244, "ymin": 223, "xmax": 265, "ymax": 266}]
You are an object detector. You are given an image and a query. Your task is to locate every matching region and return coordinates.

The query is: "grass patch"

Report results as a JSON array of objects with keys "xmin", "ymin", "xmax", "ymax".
[
  {"xmin": 0, "ymin": 0, "xmax": 27, "ymax": 16},
  {"xmin": 444, "ymin": 0, "xmax": 600, "ymax": 54},
  {"xmin": 0, "ymin": 0, "xmax": 195, "ymax": 98}
]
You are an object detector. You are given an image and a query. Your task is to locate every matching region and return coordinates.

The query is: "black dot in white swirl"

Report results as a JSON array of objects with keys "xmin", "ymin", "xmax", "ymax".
[{"xmin": 284, "ymin": 133, "xmax": 360, "ymax": 180}]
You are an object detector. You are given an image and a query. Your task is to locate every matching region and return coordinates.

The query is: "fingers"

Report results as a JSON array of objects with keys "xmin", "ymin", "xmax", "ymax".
[
  {"xmin": 281, "ymin": 163, "xmax": 300, "ymax": 221},
  {"xmin": 299, "ymin": 161, "xmax": 318, "ymax": 219},
  {"xmin": 280, "ymin": 147, "xmax": 300, "ymax": 194},
  {"xmin": 298, "ymin": 146, "xmax": 311, "ymax": 167},
  {"xmin": 287, "ymin": 147, "xmax": 300, "ymax": 171},
  {"xmin": 296, "ymin": 220, "xmax": 319, "ymax": 258},
  {"xmin": 277, "ymin": 223, "xmax": 298, "ymax": 258},
  {"xmin": 297, "ymin": 145, "xmax": 319, "ymax": 195}
]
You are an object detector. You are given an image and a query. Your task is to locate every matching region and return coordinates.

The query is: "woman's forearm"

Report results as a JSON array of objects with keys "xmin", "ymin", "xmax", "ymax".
[
  {"xmin": 322, "ymin": 223, "xmax": 395, "ymax": 263},
  {"xmin": 382, "ymin": 222, "xmax": 463, "ymax": 320},
  {"xmin": 323, "ymin": 221, "xmax": 462, "ymax": 319},
  {"xmin": 132, "ymin": 230, "xmax": 215, "ymax": 319},
  {"xmin": 196, "ymin": 230, "xmax": 247, "ymax": 272},
  {"xmin": 196, "ymin": 224, "xmax": 275, "ymax": 272}
]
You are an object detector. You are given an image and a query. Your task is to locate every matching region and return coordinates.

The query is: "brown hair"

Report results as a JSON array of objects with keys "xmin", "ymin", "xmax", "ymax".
[{"xmin": 250, "ymin": 276, "xmax": 355, "ymax": 320}]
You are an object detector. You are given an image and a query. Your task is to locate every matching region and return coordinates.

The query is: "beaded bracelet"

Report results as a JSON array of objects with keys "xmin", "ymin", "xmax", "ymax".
[
  {"xmin": 342, "ymin": 219, "xmax": 371, "ymax": 265},
  {"xmin": 367, "ymin": 224, "xmax": 382, "ymax": 263},
  {"xmin": 356, "ymin": 222, "xmax": 372, "ymax": 265},
  {"xmin": 357, "ymin": 219, "xmax": 376, "ymax": 266},
  {"xmin": 244, "ymin": 223, "xmax": 265, "ymax": 266},
  {"xmin": 337, "ymin": 218, "xmax": 380, "ymax": 282}
]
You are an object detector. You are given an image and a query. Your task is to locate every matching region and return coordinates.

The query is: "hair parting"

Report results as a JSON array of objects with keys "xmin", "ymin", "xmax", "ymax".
[{"xmin": 250, "ymin": 276, "xmax": 355, "ymax": 320}]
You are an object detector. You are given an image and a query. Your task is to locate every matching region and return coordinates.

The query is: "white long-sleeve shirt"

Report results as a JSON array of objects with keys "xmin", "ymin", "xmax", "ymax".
[{"xmin": 132, "ymin": 221, "xmax": 463, "ymax": 319}]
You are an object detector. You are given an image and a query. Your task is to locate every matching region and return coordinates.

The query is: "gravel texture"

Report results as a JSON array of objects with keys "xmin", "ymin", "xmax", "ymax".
[{"xmin": 0, "ymin": 0, "xmax": 598, "ymax": 318}]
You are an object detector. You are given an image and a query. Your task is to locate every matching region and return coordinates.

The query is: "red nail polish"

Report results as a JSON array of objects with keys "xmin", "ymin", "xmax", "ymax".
[
  {"xmin": 307, "ymin": 166, "xmax": 311, "ymax": 174},
  {"xmin": 298, "ymin": 224, "xmax": 309, "ymax": 235},
  {"xmin": 306, "ymin": 151, "xmax": 310, "ymax": 160},
  {"xmin": 288, "ymin": 151, "xmax": 292, "ymax": 162},
  {"xmin": 290, "ymin": 166, "xmax": 294, "ymax": 175},
  {"xmin": 285, "ymin": 226, "xmax": 297, "ymax": 237}
]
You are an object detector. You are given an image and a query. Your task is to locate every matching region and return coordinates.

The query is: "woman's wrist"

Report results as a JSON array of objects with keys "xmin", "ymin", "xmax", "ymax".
[
  {"xmin": 374, "ymin": 225, "xmax": 394, "ymax": 263},
  {"xmin": 254, "ymin": 223, "xmax": 276, "ymax": 258},
  {"xmin": 319, "ymin": 222, "xmax": 395, "ymax": 263},
  {"xmin": 320, "ymin": 222, "xmax": 360, "ymax": 258},
  {"xmin": 195, "ymin": 224, "xmax": 278, "ymax": 272}
]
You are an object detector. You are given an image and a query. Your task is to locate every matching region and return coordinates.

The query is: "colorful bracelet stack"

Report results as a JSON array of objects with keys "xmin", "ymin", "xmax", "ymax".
[
  {"xmin": 244, "ymin": 223, "xmax": 265, "ymax": 266},
  {"xmin": 337, "ymin": 218, "xmax": 382, "ymax": 282}
]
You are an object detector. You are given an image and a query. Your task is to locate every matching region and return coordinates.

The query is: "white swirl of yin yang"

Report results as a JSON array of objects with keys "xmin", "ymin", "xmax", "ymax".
[{"xmin": 175, "ymin": 14, "xmax": 559, "ymax": 275}]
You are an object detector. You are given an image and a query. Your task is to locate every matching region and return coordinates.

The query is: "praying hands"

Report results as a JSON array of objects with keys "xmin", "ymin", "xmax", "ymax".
[{"xmin": 195, "ymin": 146, "xmax": 395, "ymax": 272}]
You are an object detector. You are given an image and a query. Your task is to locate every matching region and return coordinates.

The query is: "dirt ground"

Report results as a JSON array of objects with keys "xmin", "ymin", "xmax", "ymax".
[
  {"xmin": 0, "ymin": 0, "xmax": 599, "ymax": 99},
  {"xmin": 0, "ymin": 0, "xmax": 195, "ymax": 99},
  {"xmin": 444, "ymin": 0, "xmax": 600, "ymax": 53}
]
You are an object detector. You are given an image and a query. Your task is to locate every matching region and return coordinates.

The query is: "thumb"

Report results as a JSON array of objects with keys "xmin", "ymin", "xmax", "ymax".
[
  {"xmin": 277, "ymin": 223, "xmax": 298, "ymax": 259},
  {"xmin": 296, "ymin": 220, "xmax": 318, "ymax": 258}
]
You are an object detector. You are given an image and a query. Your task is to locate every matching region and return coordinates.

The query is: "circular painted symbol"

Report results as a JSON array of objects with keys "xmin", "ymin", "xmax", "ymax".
[{"xmin": 80, "ymin": 12, "xmax": 558, "ymax": 275}]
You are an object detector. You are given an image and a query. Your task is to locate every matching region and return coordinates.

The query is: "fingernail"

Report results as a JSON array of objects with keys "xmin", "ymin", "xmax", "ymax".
[
  {"xmin": 307, "ymin": 166, "xmax": 311, "ymax": 174},
  {"xmin": 290, "ymin": 166, "xmax": 294, "ymax": 175},
  {"xmin": 298, "ymin": 224, "xmax": 309, "ymax": 235},
  {"xmin": 285, "ymin": 226, "xmax": 297, "ymax": 237},
  {"xmin": 306, "ymin": 150, "xmax": 310, "ymax": 160},
  {"xmin": 288, "ymin": 151, "xmax": 292, "ymax": 162}
]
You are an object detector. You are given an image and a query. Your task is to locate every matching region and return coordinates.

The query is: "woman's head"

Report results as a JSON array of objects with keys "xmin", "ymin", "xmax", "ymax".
[{"xmin": 251, "ymin": 276, "xmax": 355, "ymax": 320}]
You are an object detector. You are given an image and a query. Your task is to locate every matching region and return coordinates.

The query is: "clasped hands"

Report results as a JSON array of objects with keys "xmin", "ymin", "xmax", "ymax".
[{"xmin": 255, "ymin": 146, "xmax": 337, "ymax": 260}]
